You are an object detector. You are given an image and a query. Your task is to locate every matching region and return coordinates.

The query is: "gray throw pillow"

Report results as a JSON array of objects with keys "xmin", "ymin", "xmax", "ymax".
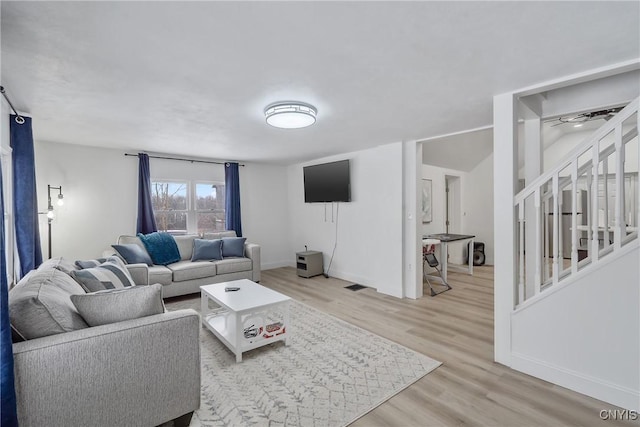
[
  {"xmin": 9, "ymin": 269, "xmax": 89, "ymax": 340},
  {"xmin": 70, "ymin": 284, "xmax": 165, "ymax": 327},
  {"xmin": 192, "ymin": 238, "xmax": 223, "ymax": 261},
  {"xmin": 38, "ymin": 257, "xmax": 79, "ymax": 275},
  {"xmin": 221, "ymin": 237, "xmax": 246, "ymax": 258},
  {"xmin": 112, "ymin": 244, "xmax": 153, "ymax": 266},
  {"xmin": 70, "ymin": 257, "xmax": 136, "ymax": 292}
]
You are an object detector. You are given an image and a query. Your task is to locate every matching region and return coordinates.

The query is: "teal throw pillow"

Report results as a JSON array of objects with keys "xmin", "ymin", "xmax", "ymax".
[
  {"xmin": 221, "ymin": 237, "xmax": 246, "ymax": 258},
  {"xmin": 192, "ymin": 239, "xmax": 223, "ymax": 261},
  {"xmin": 137, "ymin": 232, "xmax": 181, "ymax": 266}
]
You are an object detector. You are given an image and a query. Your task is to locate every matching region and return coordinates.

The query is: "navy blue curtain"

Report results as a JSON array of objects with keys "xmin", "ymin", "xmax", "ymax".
[
  {"xmin": 1, "ymin": 144, "xmax": 18, "ymax": 426},
  {"xmin": 136, "ymin": 153, "xmax": 157, "ymax": 234},
  {"xmin": 225, "ymin": 162, "xmax": 242, "ymax": 237},
  {"xmin": 11, "ymin": 114, "xmax": 42, "ymax": 277}
]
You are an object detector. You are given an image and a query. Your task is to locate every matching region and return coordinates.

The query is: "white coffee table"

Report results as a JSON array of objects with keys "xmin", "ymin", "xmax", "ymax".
[{"xmin": 200, "ymin": 279, "xmax": 291, "ymax": 362}]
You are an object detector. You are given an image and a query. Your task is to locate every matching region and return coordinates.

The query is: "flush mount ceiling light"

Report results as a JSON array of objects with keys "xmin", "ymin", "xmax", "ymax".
[{"xmin": 264, "ymin": 102, "xmax": 317, "ymax": 129}]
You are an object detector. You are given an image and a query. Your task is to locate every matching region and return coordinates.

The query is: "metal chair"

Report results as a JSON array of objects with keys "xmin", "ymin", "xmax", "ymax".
[{"xmin": 423, "ymin": 251, "xmax": 452, "ymax": 297}]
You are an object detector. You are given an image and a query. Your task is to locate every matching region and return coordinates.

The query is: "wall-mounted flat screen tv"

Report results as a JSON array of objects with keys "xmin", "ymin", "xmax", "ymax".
[{"xmin": 303, "ymin": 159, "xmax": 351, "ymax": 203}]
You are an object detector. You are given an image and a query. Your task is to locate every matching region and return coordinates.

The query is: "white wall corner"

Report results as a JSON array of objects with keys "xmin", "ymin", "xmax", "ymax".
[
  {"xmin": 403, "ymin": 140, "xmax": 422, "ymax": 299},
  {"xmin": 493, "ymin": 92, "xmax": 518, "ymax": 366}
]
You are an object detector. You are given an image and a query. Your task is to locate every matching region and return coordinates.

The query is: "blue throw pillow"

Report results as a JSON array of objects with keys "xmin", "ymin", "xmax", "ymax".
[
  {"xmin": 137, "ymin": 232, "xmax": 181, "ymax": 266},
  {"xmin": 111, "ymin": 244, "xmax": 153, "ymax": 266},
  {"xmin": 192, "ymin": 239, "xmax": 223, "ymax": 261},
  {"xmin": 221, "ymin": 237, "xmax": 246, "ymax": 258}
]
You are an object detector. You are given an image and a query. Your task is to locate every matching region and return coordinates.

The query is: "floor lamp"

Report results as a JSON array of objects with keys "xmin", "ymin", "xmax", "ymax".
[{"xmin": 45, "ymin": 185, "xmax": 64, "ymax": 259}]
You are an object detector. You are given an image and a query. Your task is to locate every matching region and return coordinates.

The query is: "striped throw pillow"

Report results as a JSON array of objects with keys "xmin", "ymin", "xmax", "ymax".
[
  {"xmin": 70, "ymin": 257, "xmax": 135, "ymax": 293},
  {"xmin": 75, "ymin": 258, "xmax": 107, "ymax": 269}
]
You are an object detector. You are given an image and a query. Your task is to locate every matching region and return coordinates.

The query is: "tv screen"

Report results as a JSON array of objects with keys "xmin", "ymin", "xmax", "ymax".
[{"xmin": 303, "ymin": 160, "xmax": 351, "ymax": 203}]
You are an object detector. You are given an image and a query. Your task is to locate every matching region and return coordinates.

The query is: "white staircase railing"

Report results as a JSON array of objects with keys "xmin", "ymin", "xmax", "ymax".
[{"xmin": 514, "ymin": 97, "xmax": 639, "ymax": 307}]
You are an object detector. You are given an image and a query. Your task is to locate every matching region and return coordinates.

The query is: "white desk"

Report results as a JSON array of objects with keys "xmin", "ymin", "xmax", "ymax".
[{"xmin": 423, "ymin": 234, "xmax": 475, "ymax": 283}]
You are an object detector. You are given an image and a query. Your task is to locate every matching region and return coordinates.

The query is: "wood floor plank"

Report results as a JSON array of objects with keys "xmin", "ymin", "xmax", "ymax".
[{"xmin": 258, "ymin": 266, "xmax": 633, "ymax": 427}]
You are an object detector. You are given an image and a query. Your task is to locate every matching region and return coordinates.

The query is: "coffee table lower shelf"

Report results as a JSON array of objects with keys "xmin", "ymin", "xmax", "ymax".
[{"xmin": 202, "ymin": 306, "xmax": 289, "ymax": 363}]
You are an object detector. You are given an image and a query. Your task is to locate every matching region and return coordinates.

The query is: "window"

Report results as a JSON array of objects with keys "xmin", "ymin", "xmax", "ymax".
[
  {"xmin": 195, "ymin": 182, "xmax": 226, "ymax": 234},
  {"xmin": 151, "ymin": 180, "xmax": 225, "ymax": 235},
  {"xmin": 151, "ymin": 181, "xmax": 188, "ymax": 234}
]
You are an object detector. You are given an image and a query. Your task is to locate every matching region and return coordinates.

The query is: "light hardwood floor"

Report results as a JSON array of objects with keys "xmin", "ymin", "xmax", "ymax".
[{"xmin": 258, "ymin": 266, "xmax": 635, "ymax": 427}]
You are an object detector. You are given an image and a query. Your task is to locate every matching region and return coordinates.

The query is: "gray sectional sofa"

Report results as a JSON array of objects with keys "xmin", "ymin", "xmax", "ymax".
[
  {"xmin": 113, "ymin": 230, "xmax": 261, "ymax": 298},
  {"xmin": 9, "ymin": 258, "xmax": 201, "ymax": 427}
]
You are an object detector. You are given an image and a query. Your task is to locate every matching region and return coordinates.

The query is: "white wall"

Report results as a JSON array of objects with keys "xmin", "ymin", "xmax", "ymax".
[
  {"xmin": 512, "ymin": 245, "xmax": 640, "ymax": 410},
  {"xmin": 239, "ymin": 163, "xmax": 291, "ymax": 269},
  {"xmin": 34, "ymin": 142, "xmax": 137, "ymax": 260},
  {"xmin": 287, "ymin": 142, "xmax": 404, "ymax": 298},
  {"xmin": 463, "ymin": 153, "xmax": 494, "ymax": 265},
  {"xmin": 33, "ymin": 141, "xmax": 290, "ymax": 268}
]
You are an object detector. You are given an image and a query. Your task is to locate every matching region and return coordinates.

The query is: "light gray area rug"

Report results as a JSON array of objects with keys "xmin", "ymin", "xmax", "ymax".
[{"xmin": 166, "ymin": 297, "xmax": 441, "ymax": 427}]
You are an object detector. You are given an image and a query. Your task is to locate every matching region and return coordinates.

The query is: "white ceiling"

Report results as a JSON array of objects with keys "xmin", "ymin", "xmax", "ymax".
[{"xmin": 2, "ymin": 1, "xmax": 639, "ymax": 165}]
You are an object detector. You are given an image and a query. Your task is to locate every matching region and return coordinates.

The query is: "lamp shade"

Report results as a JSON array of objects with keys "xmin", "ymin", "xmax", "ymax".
[{"xmin": 265, "ymin": 102, "xmax": 317, "ymax": 129}]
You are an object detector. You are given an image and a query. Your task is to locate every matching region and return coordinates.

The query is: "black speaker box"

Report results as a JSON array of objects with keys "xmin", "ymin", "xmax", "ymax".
[{"xmin": 467, "ymin": 241, "xmax": 486, "ymax": 266}]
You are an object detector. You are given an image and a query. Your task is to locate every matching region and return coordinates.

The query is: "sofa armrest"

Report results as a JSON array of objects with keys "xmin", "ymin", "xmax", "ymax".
[
  {"xmin": 244, "ymin": 242, "xmax": 261, "ymax": 282},
  {"xmin": 125, "ymin": 263, "xmax": 149, "ymax": 286},
  {"xmin": 12, "ymin": 309, "xmax": 201, "ymax": 427}
]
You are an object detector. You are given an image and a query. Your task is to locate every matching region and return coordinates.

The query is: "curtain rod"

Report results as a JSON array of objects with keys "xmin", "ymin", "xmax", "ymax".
[
  {"xmin": 0, "ymin": 86, "xmax": 25, "ymax": 124},
  {"xmin": 124, "ymin": 153, "xmax": 245, "ymax": 166}
]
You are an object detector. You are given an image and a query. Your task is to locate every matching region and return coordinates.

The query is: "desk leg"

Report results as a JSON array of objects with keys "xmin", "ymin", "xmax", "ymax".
[
  {"xmin": 468, "ymin": 238, "xmax": 474, "ymax": 276},
  {"xmin": 440, "ymin": 242, "xmax": 448, "ymax": 283}
]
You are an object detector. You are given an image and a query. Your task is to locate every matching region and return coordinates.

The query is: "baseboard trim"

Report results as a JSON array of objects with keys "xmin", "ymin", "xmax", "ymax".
[
  {"xmin": 261, "ymin": 261, "xmax": 293, "ymax": 270},
  {"xmin": 511, "ymin": 352, "xmax": 639, "ymax": 411}
]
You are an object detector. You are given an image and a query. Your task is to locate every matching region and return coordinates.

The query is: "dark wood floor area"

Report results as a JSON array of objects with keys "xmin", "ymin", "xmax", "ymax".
[{"xmin": 260, "ymin": 266, "xmax": 634, "ymax": 427}]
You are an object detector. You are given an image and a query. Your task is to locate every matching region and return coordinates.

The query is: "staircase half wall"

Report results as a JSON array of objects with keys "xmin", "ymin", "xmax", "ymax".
[{"xmin": 511, "ymin": 244, "xmax": 639, "ymax": 410}]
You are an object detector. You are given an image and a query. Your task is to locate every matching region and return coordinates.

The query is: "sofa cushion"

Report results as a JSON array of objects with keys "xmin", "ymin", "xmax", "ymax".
[
  {"xmin": 191, "ymin": 239, "xmax": 223, "ymax": 261},
  {"xmin": 214, "ymin": 258, "xmax": 252, "ymax": 275},
  {"xmin": 38, "ymin": 257, "xmax": 79, "ymax": 275},
  {"xmin": 203, "ymin": 230, "xmax": 237, "ymax": 240},
  {"xmin": 148, "ymin": 265, "xmax": 173, "ymax": 286},
  {"xmin": 70, "ymin": 257, "xmax": 136, "ymax": 292},
  {"xmin": 168, "ymin": 260, "xmax": 217, "ymax": 282},
  {"xmin": 112, "ymin": 243, "xmax": 153, "ymax": 266},
  {"xmin": 70, "ymin": 284, "xmax": 165, "ymax": 327},
  {"xmin": 221, "ymin": 237, "xmax": 246, "ymax": 258},
  {"xmin": 138, "ymin": 232, "xmax": 181, "ymax": 266},
  {"xmin": 173, "ymin": 235, "xmax": 198, "ymax": 261},
  {"xmin": 9, "ymin": 269, "xmax": 89, "ymax": 340}
]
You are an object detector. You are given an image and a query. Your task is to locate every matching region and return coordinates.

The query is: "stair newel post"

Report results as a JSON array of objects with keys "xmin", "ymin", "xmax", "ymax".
[
  {"xmin": 543, "ymin": 188, "xmax": 550, "ymax": 282},
  {"xmin": 518, "ymin": 201, "xmax": 525, "ymax": 304},
  {"xmin": 614, "ymin": 123, "xmax": 624, "ymax": 249},
  {"xmin": 591, "ymin": 142, "xmax": 600, "ymax": 262},
  {"xmin": 571, "ymin": 160, "xmax": 579, "ymax": 274},
  {"xmin": 552, "ymin": 173, "xmax": 560, "ymax": 286},
  {"xmin": 534, "ymin": 188, "xmax": 542, "ymax": 295},
  {"xmin": 585, "ymin": 167, "xmax": 593, "ymax": 262},
  {"xmin": 602, "ymin": 157, "xmax": 610, "ymax": 250}
]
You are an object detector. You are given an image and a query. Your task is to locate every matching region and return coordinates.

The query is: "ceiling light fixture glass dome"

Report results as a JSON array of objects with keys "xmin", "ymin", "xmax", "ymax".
[{"xmin": 264, "ymin": 102, "xmax": 317, "ymax": 129}]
